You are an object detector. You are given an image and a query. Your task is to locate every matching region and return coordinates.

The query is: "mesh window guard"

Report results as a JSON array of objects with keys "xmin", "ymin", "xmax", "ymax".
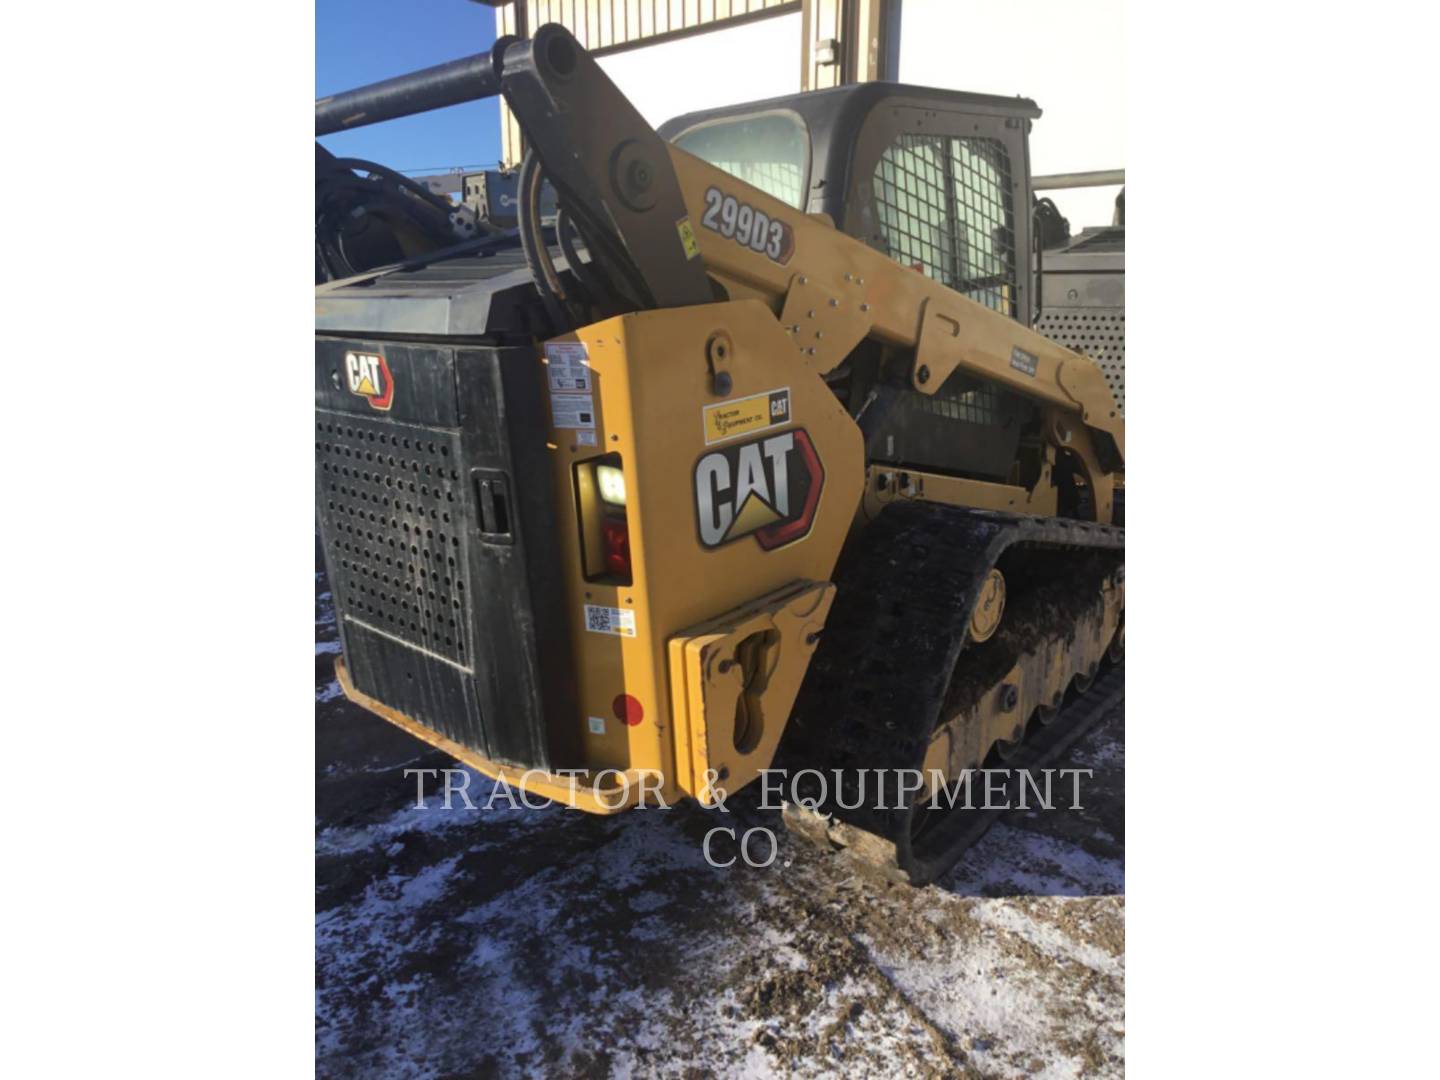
[{"xmin": 873, "ymin": 134, "xmax": 1017, "ymax": 316}]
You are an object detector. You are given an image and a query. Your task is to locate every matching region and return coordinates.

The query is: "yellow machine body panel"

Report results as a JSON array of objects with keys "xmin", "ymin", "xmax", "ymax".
[
  {"xmin": 668, "ymin": 579, "xmax": 835, "ymax": 805},
  {"xmin": 666, "ymin": 148, "xmax": 1125, "ymax": 468},
  {"xmin": 656, "ymin": 146, "xmax": 1122, "ymax": 524},
  {"xmin": 538, "ymin": 300, "xmax": 865, "ymax": 807}
]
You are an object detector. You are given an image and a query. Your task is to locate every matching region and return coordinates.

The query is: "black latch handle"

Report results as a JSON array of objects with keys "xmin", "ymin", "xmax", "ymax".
[{"xmin": 473, "ymin": 469, "xmax": 515, "ymax": 544}]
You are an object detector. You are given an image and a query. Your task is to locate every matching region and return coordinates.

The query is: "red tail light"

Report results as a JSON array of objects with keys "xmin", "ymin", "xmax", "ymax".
[
  {"xmin": 575, "ymin": 453, "xmax": 632, "ymax": 585},
  {"xmin": 602, "ymin": 517, "xmax": 631, "ymax": 578}
]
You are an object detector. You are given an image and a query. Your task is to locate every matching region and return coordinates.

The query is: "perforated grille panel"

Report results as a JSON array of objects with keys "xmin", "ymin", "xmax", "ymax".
[
  {"xmin": 316, "ymin": 411, "xmax": 473, "ymax": 668},
  {"xmin": 1034, "ymin": 309, "xmax": 1126, "ymax": 416},
  {"xmin": 914, "ymin": 384, "xmax": 1006, "ymax": 426},
  {"xmin": 872, "ymin": 135, "xmax": 1017, "ymax": 316}
]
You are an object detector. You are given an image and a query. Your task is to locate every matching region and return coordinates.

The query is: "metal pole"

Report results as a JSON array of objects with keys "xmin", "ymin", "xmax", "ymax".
[
  {"xmin": 315, "ymin": 36, "xmax": 515, "ymax": 136},
  {"xmin": 1031, "ymin": 169, "xmax": 1125, "ymax": 191}
]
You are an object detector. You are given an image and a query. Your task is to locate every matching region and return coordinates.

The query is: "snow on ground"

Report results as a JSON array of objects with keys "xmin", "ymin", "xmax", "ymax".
[{"xmin": 315, "ymin": 567, "xmax": 1124, "ymax": 1078}]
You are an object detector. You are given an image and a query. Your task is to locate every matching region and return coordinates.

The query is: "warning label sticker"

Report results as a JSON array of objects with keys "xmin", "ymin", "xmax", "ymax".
[
  {"xmin": 551, "ymin": 393, "xmax": 596, "ymax": 430},
  {"xmin": 703, "ymin": 387, "xmax": 790, "ymax": 446},
  {"xmin": 545, "ymin": 341, "xmax": 591, "ymax": 392},
  {"xmin": 584, "ymin": 604, "xmax": 636, "ymax": 637},
  {"xmin": 677, "ymin": 217, "xmax": 700, "ymax": 260},
  {"xmin": 1009, "ymin": 346, "xmax": 1039, "ymax": 378}
]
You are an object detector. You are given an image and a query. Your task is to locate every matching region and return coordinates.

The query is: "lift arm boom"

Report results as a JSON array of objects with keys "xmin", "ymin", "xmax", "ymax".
[{"xmin": 497, "ymin": 27, "xmax": 1123, "ymax": 478}]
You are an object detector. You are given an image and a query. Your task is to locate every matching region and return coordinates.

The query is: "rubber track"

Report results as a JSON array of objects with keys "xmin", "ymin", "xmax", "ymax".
[
  {"xmin": 780, "ymin": 500, "xmax": 1123, "ymax": 884},
  {"xmin": 900, "ymin": 661, "xmax": 1123, "ymax": 882}
]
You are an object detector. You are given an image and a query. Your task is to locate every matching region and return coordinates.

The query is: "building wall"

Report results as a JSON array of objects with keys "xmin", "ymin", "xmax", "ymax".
[
  {"xmin": 898, "ymin": 0, "xmax": 1124, "ymax": 229},
  {"xmin": 500, "ymin": 0, "xmax": 796, "ymax": 51},
  {"xmin": 495, "ymin": 1, "xmax": 802, "ymax": 162},
  {"xmin": 494, "ymin": 0, "xmax": 1123, "ymax": 229},
  {"xmin": 596, "ymin": 12, "xmax": 802, "ymax": 125}
]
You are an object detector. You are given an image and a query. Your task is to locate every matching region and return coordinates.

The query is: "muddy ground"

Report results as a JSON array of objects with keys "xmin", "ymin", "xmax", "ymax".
[{"xmin": 316, "ymin": 568, "xmax": 1124, "ymax": 1078}]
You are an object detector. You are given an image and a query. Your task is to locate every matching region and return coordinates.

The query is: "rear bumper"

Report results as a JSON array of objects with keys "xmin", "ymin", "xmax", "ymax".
[{"xmin": 335, "ymin": 657, "xmax": 643, "ymax": 814}]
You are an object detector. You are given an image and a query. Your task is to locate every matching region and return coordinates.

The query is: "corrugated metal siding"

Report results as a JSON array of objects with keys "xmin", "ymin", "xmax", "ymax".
[
  {"xmin": 496, "ymin": 0, "xmax": 799, "ymax": 164},
  {"xmin": 502, "ymin": 0, "xmax": 793, "ymax": 50}
]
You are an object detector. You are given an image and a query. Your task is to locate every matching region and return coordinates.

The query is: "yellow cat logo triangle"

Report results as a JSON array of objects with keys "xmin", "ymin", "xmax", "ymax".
[{"xmin": 727, "ymin": 492, "xmax": 782, "ymax": 539}]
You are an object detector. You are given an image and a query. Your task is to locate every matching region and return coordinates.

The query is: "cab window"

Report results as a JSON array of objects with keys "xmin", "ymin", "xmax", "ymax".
[{"xmin": 673, "ymin": 111, "xmax": 809, "ymax": 210}]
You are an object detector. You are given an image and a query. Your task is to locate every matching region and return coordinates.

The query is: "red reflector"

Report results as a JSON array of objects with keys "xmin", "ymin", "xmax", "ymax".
[
  {"xmin": 613, "ymin": 694, "xmax": 644, "ymax": 726},
  {"xmin": 602, "ymin": 517, "xmax": 631, "ymax": 577}
]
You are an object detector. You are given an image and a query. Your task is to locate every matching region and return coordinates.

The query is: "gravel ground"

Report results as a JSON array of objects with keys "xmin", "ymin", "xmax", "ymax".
[{"xmin": 316, "ymin": 567, "xmax": 1125, "ymax": 1078}]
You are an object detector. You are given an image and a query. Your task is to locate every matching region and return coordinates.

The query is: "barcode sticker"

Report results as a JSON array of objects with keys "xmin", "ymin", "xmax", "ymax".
[{"xmin": 584, "ymin": 604, "xmax": 636, "ymax": 637}]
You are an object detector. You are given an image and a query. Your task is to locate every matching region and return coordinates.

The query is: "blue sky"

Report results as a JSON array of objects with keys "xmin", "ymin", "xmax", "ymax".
[{"xmin": 316, "ymin": 0, "xmax": 503, "ymax": 174}]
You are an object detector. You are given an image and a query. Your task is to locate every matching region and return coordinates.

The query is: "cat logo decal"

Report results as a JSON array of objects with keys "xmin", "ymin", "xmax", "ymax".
[
  {"xmin": 693, "ymin": 429, "xmax": 823, "ymax": 551},
  {"xmin": 345, "ymin": 351, "xmax": 393, "ymax": 411}
]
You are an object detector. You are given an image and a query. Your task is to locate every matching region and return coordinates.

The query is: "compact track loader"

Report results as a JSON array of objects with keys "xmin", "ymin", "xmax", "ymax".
[{"xmin": 314, "ymin": 26, "xmax": 1124, "ymax": 884}]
